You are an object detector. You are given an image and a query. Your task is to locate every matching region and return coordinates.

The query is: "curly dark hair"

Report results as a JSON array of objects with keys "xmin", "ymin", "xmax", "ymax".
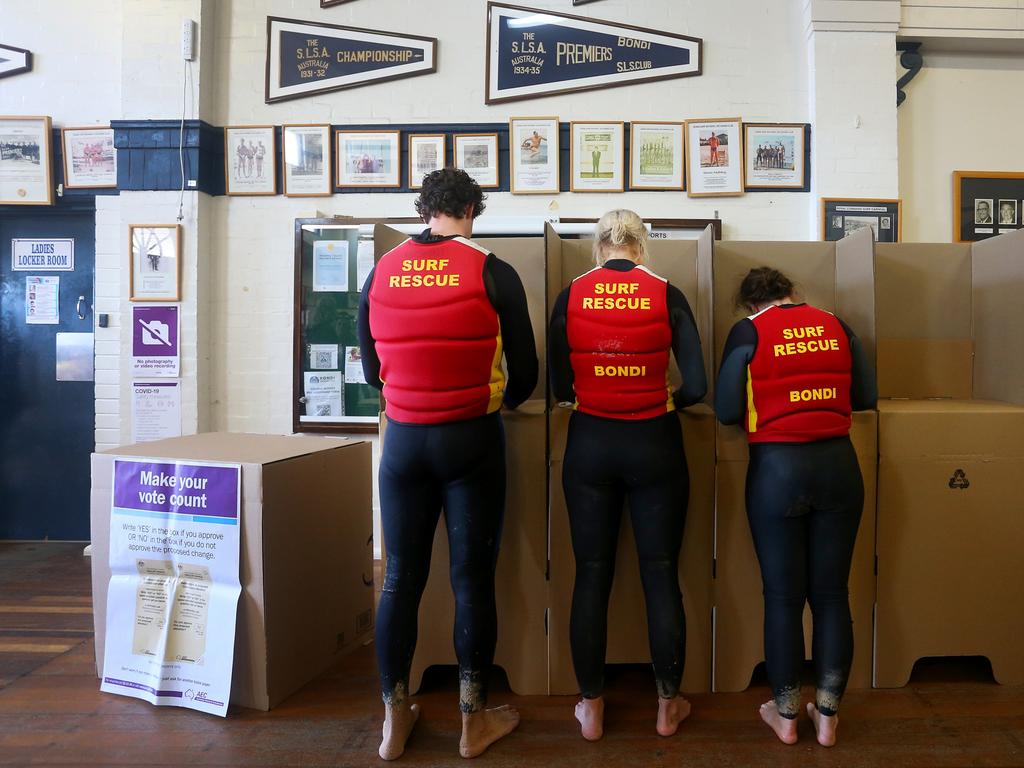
[
  {"xmin": 735, "ymin": 266, "xmax": 796, "ymax": 310},
  {"xmin": 414, "ymin": 167, "xmax": 486, "ymax": 221}
]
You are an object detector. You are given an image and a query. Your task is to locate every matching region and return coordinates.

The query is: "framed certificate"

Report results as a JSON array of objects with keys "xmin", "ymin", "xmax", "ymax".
[
  {"xmin": 61, "ymin": 126, "xmax": 117, "ymax": 189},
  {"xmin": 0, "ymin": 115, "xmax": 53, "ymax": 205},
  {"xmin": 743, "ymin": 122, "xmax": 807, "ymax": 191},
  {"xmin": 129, "ymin": 224, "xmax": 182, "ymax": 302},
  {"xmin": 509, "ymin": 116, "xmax": 559, "ymax": 195},
  {"xmin": 283, "ymin": 124, "xmax": 331, "ymax": 197},
  {"xmin": 454, "ymin": 133, "xmax": 500, "ymax": 188},
  {"xmin": 408, "ymin": 134, "xmax": 446, "ymax": 189},
  {"xmin": 570, "ymin": 121, "xmax": 624, "ymax": 193},
  {"xmin": 336, "ymin": 129, "xmax": 401, "ymax": 188},
  {"xmin": 629, "ymin": 121, "xmax": 684, "ymax": 191},
  {"xmin": 685, "ymin": 117, "xmax": 743, "ymax": 197}
]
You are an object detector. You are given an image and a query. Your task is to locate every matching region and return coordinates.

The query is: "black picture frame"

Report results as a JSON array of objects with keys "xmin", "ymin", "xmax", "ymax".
[
  {"xmin": 953, "ymin": 171, "xmax": 1024, "ymax": 243},
  {"xmin": 821, "ymin": 198, "xmax": 902, "ymax": 243}
]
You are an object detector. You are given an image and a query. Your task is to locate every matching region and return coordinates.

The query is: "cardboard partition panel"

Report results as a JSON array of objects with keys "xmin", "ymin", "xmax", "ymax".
[
  {"xmin": 712, "ymin": 412, "xmax": 878, "ymax": 692},
  {"xmin": 91, "ymin": 433, "xmax": 374, "ymax": 711},
  {"xmin": 400, "ymin": 232, "xmax": 550, "ymax": 695},
  {"xmin": 874, "ymin": 400, "xmax": 1024, "ymax": 687},
  {"xmin": 547, "ymin": 227, "xmax": 715, "ymax": 696},
  {"xmin": 971, "ymin": 228, "xmax": 1024, "ymax": 406}
]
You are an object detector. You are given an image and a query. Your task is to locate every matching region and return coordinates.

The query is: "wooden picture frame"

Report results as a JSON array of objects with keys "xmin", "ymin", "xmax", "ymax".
[
  {"xmin": 509, "ymin": 116, "xmax": 560, "ymax": 195},
  {"xmin": 454, "ymin": 133, "xmax": 500, "ymax": 189},
  {"xmin": 570, "ymin": 121, "xmax": 624, "ymax": 193},
  {"xmin": 224, "ymin": 125, "xmax": 277, "ymax": 196},
  {"xmin": 0, "ymin": 115, "xmax": 53, "ymax": 205},
  {"xmin": 742, "ymin": 122, "xmax": 807, "ymax": 191},
  {"xmin": 61, "ymin": 126, "xmax": 117, "ymax": 189},
  {"xmin": 629, "ymin": 121, "xmax": 685, "ymax": 191},
  {"xmin": 685, "ymin": 117, "xmax": 743, "ymax": 197},
  {"xmin": 953, "ymin": 170, "xmax": 1024, "ymax": 243},
  {"xmin": 408, "ymin": 134, "xmax": 447, "ymax": 189},
  {"xmin": 821, "ymin": 198, "xmax": 902, "ymax": 243},
  {"xmin": 129, "ymin": 224, "xmax": 182, "ymax": 302},
  {"xmin": 282, "ymin": 124, "xmax": 332, "ymax": 197},
  {"xmin": 335, "ymin": 129, "xmax": 402, "ymax": 188}
]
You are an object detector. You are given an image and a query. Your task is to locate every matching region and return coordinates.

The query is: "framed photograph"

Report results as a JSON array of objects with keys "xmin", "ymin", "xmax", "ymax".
[
  {"xmin": 282, "ymin": 124, "xmax": 331, "ymax": 197},
  {"xmin": 629, "ymin": 121, "xmax": 684, "ymax": 191},
  {"xmin": 454, "ymin": 133, "xmax": 500, "ymax": 189},
  {"xmin": 953, "ymin": 171, "xmax": 1024, "ymax": 242},
  {"xmin": 821, "ymin": 198, "xmax": 902, "ymax": 243},
  {"xmin": 224, "ymin": 125, "xmax": 277, "ymax": 195},
  {"xmin": 0, "ymin": 115, "xmax": 53, "ymax": 205},
  {"xmin": 336, "ymin": 130, "xmax": 401, "ymax": 188},
  {"xmin": 61, "ymin": 127, "xmax": 116, "ymax": 189},
  {"xmin": 685, "ymin": 118, "xmax": 743, "ymax": 197},
  {"xmin": 509, "ymin": 116, "xmax": 559, "ymax": 195},
  {"xmin": 408, "ymin": 134, "xmax": 446, "ymax": 189},
  {"xmin": 129, "ymin": 224, "xmax": 181, "ymax": 302},
  {"xmin": 570, "ymin": 122, "xmax": 624, "ymax": 193},
  {"xmin": 743, "ymin": 122, "xmax": 807, "ymax": 191}
]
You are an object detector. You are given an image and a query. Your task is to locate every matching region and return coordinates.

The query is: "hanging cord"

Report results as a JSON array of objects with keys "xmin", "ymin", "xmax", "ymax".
[{"xmin": 177, "ymin": 57, "xmax": 193, "ymax": 222}]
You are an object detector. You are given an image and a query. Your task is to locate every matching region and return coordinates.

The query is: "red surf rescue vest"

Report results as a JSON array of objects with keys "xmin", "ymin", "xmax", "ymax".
[
  {"xmin": 566, "ymin": 264, "xmax": 674, "ymax": 420},
  {"xmin": 369, "ymin": 236, "xmax": 504, "ymax": 424},
  {"xmin": 745, "ymin": 304, "xmax": 853, "ymax": 443}
]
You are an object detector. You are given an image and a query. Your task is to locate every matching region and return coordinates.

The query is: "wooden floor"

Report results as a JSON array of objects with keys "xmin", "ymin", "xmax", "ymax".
[{"xmin": 1, "ymin": 543, "xmax": 1023, "ymax": 768}]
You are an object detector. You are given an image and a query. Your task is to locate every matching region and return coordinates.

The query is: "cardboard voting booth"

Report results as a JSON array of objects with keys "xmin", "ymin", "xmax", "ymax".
[
  {"xmin": 710, "ymin": 230, "xmax": 879, "ymax": 692},
  {"xmin": 545, "ymin": 227, "xmax": 716, "ymax": 696},
  {"xmin": 91, "ymin": 433, "xmax": 374, "ymax": 710},
  {"xmin": 873, "ymin": 229, "xmax": 1024, "ymax": 688}
]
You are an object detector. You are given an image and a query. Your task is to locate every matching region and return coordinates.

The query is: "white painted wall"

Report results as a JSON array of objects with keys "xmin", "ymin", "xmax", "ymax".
[{"xmin": 898, "ymin": 50, "xmax": 1024, "ymax": 242}]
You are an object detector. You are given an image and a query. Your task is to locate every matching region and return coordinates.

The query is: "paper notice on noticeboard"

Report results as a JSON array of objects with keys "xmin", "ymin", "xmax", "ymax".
[
  {"xmin": 25, "ymin": 276, "xmax": 59, "ymax": 324},
  {"xmin": 312, "ymin": 240, "xmax": 349, "ymax": 292},
  {"xmin": 101, "ymin": 459, "xmax": 241, "ymax": 717},
  {"xmin": 344, "ymin": 346, "xmax": 366, "ymax": 384},
  {"xmin": 304, "ymin": 370, "xmax": 343, "ymax": 417},
  {"xmin": 356, "ymin": 241, "xmax": 374, "ymax": 290},
  {"xmin": 309, "ymin": 344, "xmax": 339, "ymax": 370}
]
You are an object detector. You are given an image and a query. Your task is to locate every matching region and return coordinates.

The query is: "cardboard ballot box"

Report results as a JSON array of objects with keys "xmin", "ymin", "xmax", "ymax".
[
  {"xmin": 91, "ymin": 433, "xmax": 374, "ymax": 710},
  {"xmin": 873, "ymin": 230, "xmax": 1024, "ymax": 688},
  {"xmin": 391, "ymin": 233, "xmax": 551, "ymax": 696},
  {"xmin": 710, "ymin": 232, "xmax": 878, "ymax": 692},
  {"xmin": 547, "ymin": 227, "xmax": 716, "ymax": 695}
]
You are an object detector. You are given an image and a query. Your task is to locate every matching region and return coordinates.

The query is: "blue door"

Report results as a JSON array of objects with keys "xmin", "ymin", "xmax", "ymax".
[{"xmin": 1, "ymin": 208, "xmax": 96, "ymax": 540}]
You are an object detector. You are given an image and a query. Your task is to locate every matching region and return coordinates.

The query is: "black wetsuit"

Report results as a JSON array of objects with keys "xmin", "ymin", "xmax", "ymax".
[
  {"xmin": 358, "ymin": 230, "xmax": 538, "ymax": 712},
  {"xmin": 715, "ymin": 305, "xmax": 877, "ymax": 717},
  {"xmin": 549, "ymin": 259, "xmax": 707, "ymax": 699}
]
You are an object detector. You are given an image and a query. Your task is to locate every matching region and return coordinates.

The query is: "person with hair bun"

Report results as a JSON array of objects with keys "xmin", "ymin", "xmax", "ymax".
[
  {"xmin": 715, "ymin": 267, "xmax": 877, "ymax": 747},
  {"xmin": 549, "ymin": 209, "xmax": 707, "ymax": 741},
  {"xmin": 357, "ymin": 167, "xmax": 538, "ymax": 760}
]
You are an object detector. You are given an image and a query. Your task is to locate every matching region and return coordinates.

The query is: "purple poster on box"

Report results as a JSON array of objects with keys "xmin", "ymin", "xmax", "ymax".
[{"xmin": 132, "ymin": 305, "xmax": 179, "ymax": 377}]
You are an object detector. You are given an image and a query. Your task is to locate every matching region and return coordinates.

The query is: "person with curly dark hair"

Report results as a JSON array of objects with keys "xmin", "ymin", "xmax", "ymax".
[
  {"xmin": 715, "ymin": 267, "xmax": 876, "ymax": 748},
  {"xmin": 357, "ymin": 167, "xmax": 537, "ymax": 760}
]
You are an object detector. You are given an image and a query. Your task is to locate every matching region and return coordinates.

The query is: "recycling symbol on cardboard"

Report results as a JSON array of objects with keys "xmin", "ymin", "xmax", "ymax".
[{"xmin": 948, "ymin": 469, "xmax": 970, "ymax": 490}]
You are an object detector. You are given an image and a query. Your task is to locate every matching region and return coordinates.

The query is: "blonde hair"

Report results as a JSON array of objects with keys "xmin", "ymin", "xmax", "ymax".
[{"xmin": 593, "ymin": 209, "xmax": 648, "ymax": 266}]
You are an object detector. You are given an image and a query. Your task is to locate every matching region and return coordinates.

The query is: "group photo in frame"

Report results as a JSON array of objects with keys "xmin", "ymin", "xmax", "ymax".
[
  {"xmin": 408, "ymin": 134, "xmax": 446, "ymax": 189},
  {"xmin": 743, "ymin": 122, "xmax": 807, "ymax": 191},
  {"xmin": 953, "ymin": 170, "xmax": 1024, "ymax": 242},
  {"xmin": 129, "ymin": 224, "xmax": 181, "ymax": 302},
  {"xmin": 224, "ymin": 125, "xmax": 277, "ymax": 195},
  {"xmin": 685, "ymin": 117, "xmax": 743, "ymax": 197},
  {"xmin": 509, "ymin": 116, "xmax": 560, "ymax": 195},
  {"xmin": 0, "ymin": 115, "xmax": 53, "ymax": 205},
  {"xmin": 61, "ymin": 126, "xmax": 116, "ymax": 189},
  {"xmin": 454, "ymin": 133, "xmax": 500, "ymax": 189},
  {"xmin": 821, "ymin": 197, "xmax": 902, "ymax": 242},
  {"xmin": 282, "ymin": 124, "xmax": 332, "ymax": 197},
  {"xmin": 629, "ymin": 121, "xmax": 685, "ymax": 191},
  {"xmin": 570, "ymin": 121, "xmax": 624, "ymax": 193},
  {"xmin": 336, "ymin": 129, "xmax": 401, "ymax": 188}
]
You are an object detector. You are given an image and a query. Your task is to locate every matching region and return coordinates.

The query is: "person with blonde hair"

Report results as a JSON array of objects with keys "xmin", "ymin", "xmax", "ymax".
[{"xmin": 549, "ymin": 209, "xmax": 707, "ymax": 741}]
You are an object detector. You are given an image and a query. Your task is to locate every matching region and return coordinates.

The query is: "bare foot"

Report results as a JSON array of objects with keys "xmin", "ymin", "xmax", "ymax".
[
  {"xmin": 807, "ymin": 702, "xmax": 838, "ymax": 747},
  {"xmin": 575, "ymin": 697, "xmax": 604, "ymax": 741},
  {"xmin": 759, "ymin": 700, "xmax": 798, "ymax": 745},
  {"xmin": 460, "ymin": 704, "xmax": 520, "ymax": 759},
  {"xmin": 379, "ymin": 701, "xmax": 420, "ymax": 761},
  {"xmin": 656, "ymin": 696, "xmax": 692, "ymax": 737}
]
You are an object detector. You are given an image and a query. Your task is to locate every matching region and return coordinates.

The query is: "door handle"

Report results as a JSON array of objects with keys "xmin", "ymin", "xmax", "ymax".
[{"xmin": 76, "ymin": 295, "xmax": 87, "ymax": 320}]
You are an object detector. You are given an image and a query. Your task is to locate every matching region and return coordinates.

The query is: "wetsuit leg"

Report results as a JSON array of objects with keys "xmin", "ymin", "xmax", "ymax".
[
  {"xmin": 434, "ymin": 413, "xmax": 508, "ymax": 713},
  {"xmin": 375, "ymin": 421, "xmax": 444, "ymax": 706},
  {"xmin": 746, "ymin": 445, "xmax": 810, "ymax": 719},
  {"xmin": 563, "ymin": 412, "xmax": 625, "ymax": 699},
  {"xmin": 626, "ymin": 414, "xmax": 689, "ymax": 699},
  {"xmin": 806, "ymin": 438, "xmax": 863, "ymax": 716}
]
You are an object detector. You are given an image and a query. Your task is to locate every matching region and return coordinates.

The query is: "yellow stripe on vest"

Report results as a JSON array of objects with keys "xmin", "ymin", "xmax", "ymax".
[
  {"xmin": 486, "ymin": 319, "xmax": 505, "ymax": 414},
  {"xmin": 746, "ymin": 365, "xmax": 758, "ymax": 433}
]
